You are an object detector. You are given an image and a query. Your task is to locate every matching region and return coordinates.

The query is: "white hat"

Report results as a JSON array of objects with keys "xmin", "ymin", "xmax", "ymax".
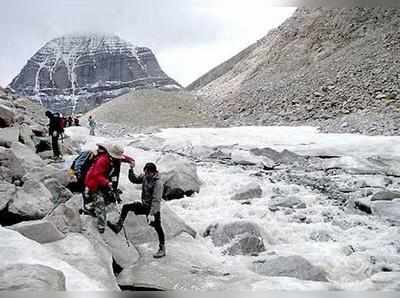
[{"xmin": 97, "ymin": 143, "xmax": 124, "ymax": 159}]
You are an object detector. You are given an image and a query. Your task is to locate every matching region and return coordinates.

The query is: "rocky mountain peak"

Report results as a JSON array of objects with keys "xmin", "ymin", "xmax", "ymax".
[{"xmin": 10, "ymin": 34, "xmax": 180, "ymax": 114}]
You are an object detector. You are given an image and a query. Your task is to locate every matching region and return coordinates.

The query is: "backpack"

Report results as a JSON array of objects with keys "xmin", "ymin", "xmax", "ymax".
[
  {"xmin": 53, "ymin": 112, "xmax": 64, "ymax": 134},
  {"xmin": 71, "ymin": 151, "xmax": 95, "ymax": 183}
]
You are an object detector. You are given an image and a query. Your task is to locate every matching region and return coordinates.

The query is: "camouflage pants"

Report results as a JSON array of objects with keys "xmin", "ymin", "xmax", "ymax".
[{"xmin": 88, "ymin": 191, "xmax": 106, "ymax": 232}]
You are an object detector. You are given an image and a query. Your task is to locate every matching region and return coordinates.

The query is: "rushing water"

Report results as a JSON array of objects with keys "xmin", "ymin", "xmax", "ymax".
[{"xmin": 68, "ymin": 126, "xmax": 400, "ymax": 290}]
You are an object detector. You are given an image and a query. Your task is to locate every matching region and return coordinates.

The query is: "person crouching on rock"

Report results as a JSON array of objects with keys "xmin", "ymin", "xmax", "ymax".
[
  {"xmin": 108, "ymin": 162, "xmax": 166, "ymax": 258},
  {"xmin": 84, "ymin": 143, "xmax": 125, "ymax": 233}
]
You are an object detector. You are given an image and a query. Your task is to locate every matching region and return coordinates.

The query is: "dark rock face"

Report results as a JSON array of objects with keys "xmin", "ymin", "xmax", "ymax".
[{"xmin": 10, "ymin": 34, "xmax": 180, "ymax": 114}]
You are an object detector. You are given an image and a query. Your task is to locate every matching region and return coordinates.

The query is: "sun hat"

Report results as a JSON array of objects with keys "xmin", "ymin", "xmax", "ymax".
[{"xmin": 97, "ymin": 143, "xmax": 124, "ymax": 159}]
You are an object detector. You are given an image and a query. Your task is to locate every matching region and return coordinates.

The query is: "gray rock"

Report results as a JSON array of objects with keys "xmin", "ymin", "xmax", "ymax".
[
  {"xmin": 371, "ymin": 190, "xmax": 400, "ymax": 201},
  {"xmin": 8, "ymin": 220, "xmax": 65, "ymax": 244},
  {"xmin": 118, "ymin": 234, "xmax": 233, "ymax": 290},
  {"xmin": 9, "ymin": 179, "xmax": 54, "ymax": 220},
  {"xmin": 123, "ymin": 203, "xmax": 197, "ymax": 245},
  {"xmin": 0, "ymin": 127, "xmax": 19, "ymax": 144},
  {"xmin": 11, "ymin": 141, "xmax": 45, "ymax": 171},
  {"xmin": 269, "ymin": 195, "xmax": 307, "ymax": 209},
  {"xmin": 0, "ymin": 263, "xmax": 66, "ymax": 290},
  {"xmin": 310, "ymin": 230, "xmax": 334, "ymax": 242},
  {"xmin": 204, "ymin": 221, "xmax": 266, "ymax": 256},
  {"xmin": 47, "ymin": 203, "xmax": 82, "ymax": 234},
  {"xmin": 43, "ymin": 178, "xmax": 73, "ymax": 204},
  {"xmin": 0, "ymin": 104, "xmax": 15, "ymax": 127},
  {"xmin": 80, "ymin": 215, "xmax": 140, "ymax": 270},
  {"xmin": 250, "ymin": 147, "xmax": 281, "ymax": 161},
  {"xmin": 44, "ymin": 233, "xmax": 120, "ymax": 290},
  {"xmin": 0, "ymin": 145, "xmax": 26, "ymax": 183},
  {"xmin": 231, "ymin": 183, "xmax": 263, "ymax": 201},
  {"xmin": 28, "ymin": 165, "xmax": 71, "ymax": 187},
  {"xmin": 0, "ymin": 182, "xmax": 16, "ymax": 212},
  {"xmin": 157, "ymin": 154, "xmax": 202, "ymax": 200},
  {"xmin": 10, "ymin": 34, "xmax": 180, "ymax": 114},
  {"xmin": 252, "ymin": 256, "xmax": 329, "ymax": 282},
  {"xmin": 371, "ymin": 199, "xmax": 400, "ymax": 224},
  {"xmin": 18, "ymin": 124, "xmax": 36, "ymax": 150}
]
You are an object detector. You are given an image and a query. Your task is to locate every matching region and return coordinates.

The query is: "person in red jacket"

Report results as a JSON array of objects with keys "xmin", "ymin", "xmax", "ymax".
[{"xmin": 84, "ymin": 143, "xmax": 125, "ymax": 233}]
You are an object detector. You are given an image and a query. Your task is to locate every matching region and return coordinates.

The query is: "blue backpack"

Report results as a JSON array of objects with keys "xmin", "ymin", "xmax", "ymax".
[{"xmin": 71, "ymin": 151, "xmax": 95, "ymax": 182}]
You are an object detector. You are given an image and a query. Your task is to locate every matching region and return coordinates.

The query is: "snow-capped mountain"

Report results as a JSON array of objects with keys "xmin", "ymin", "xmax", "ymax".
[{"xmin": 9, "ymin": 34, "xmax": 181, "ymax": 114}]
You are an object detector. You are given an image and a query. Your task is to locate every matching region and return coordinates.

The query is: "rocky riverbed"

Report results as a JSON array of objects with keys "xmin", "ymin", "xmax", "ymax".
[{"xmin": 1, "ymin": 86, "xmax": 399, "ymax": 290}]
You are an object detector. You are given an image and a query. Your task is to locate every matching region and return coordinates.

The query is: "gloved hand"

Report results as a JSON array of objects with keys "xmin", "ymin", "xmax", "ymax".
[{"xmin": 147, "ymin": 215, "xmax": 155, "ymax": 225}]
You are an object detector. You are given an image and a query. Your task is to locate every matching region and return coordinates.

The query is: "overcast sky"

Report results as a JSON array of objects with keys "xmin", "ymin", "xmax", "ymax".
[{"xmin": 0, "ymin": 0, "xmax": 295, "ymax": 87}]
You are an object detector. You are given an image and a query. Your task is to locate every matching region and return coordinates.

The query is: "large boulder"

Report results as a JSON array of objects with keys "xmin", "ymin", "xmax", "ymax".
[
  {"xmin": 0, "ymin": 226, "xmax": 112, "ymax": 290},
  {"xmin": 0, "ymin": 181, "xmax": 16, "ymax": 213},
  {"xmin": 47, "ymin": 203, "xmax": 82, "ymax": 234},
  {"xmin": 8, "ymin": 179, "xmax": 54, "ymax": 220},
  {"xmin": 0, "ymin": 127, "xmax": 19, "ymax": 144},
  {"xmin": 11, "ymin": 141, "xmax": 45, "ymax": 171},
  {"xmin": 118, "ymin": 234, "xmax": 238, "ymax": 290},
  {"xmin": 0, "ymin": 104, "xmax": 15, "ymax": 127},
  {"xmin": 43, "ymin": 178, "xmax": 73, "ymax": 204},
  {"xmin": 204, "ymin": 221, "xmax": 266, "ymax": 256},
  {"xmin": 0, "ymin": 264, "xmax": 66, "ymax": 290},
  {"xmin": 8, "ymin": 220, "xmax": 65, "ymax": 244},
  {"xmin": 0, "ymin": 146, "xmax": 26, "ymax": 182},
  {"xmin": 44, "ymin": 233, "xmax": 120, "ymax": 290},
  {"xmin": 157, "ymin": 154, "xmax": 202, "ymax": 200},
  {"xmin": 28, "ymin": 165, "xmax": 71, "ymax": 186},
  {"xmin": 231, "ymin": 183, "xmax": 263, "ymax": 201},
  {"xmin": 252, "ymin": 256, "xmax": 329, "ymax": 282},
  {"xmin": 122, "ymin": 203, "xmax": 197, "ymax": 245},
  {"xmin": 18, "ymin": 124, "xmax": 36, "ymax": 150},
  {"xmin": 80, "ymin": 215, "xmax": 140, "ymax": 270}
]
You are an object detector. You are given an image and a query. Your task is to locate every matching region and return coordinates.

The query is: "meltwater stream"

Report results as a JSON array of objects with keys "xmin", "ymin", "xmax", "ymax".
[{"xmin": 69, "ymin": 126, "xmax": 400, "ymax": 290}]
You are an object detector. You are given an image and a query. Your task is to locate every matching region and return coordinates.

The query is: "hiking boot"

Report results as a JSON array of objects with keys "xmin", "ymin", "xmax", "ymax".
[
  {"xmin": 107, "ymin": 221, "xmax": 123, "ymax": 234},
  {"xmin": 153, "ymin": 244, "xmax": 166, "ymax": 258}
]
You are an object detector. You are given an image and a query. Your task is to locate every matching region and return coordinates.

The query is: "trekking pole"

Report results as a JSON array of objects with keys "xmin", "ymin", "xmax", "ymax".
[
  {"xmin": 115, "ymin": 190, "xmax": 130, "ymax": 247},
  {"xmin": 122, "ymin": 224, "xmax": 130, "ymax": 247}
]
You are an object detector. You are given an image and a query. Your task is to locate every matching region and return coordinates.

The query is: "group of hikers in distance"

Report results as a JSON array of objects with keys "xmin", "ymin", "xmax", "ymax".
[
  {"xmin": 46, "ymin": 111, "xmax": 166, "ymax": 258},
  {"xmin": 45, "ymin": 111, "xmax": 97, "ymax": 161}
]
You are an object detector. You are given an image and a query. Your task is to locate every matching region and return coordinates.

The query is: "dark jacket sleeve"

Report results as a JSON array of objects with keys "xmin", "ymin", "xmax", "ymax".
[
  {"xmin": 150, "ymin": 179, "xmax": 163, "ymax": 215},
  {"xmin": 128, "ymin": 168, "xmax": 144, "ymax": 184}
]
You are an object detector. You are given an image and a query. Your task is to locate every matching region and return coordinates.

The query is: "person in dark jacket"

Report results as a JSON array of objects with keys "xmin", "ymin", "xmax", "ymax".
[
  {"xmin": 84, "ymin": 143, "xmax": 125, "ymax": 233},
  {"xmin": 108, "ymin": 162, "xmax": 166, "ymax": 258},
  {"xmin": 45, "ymin": 111, "xmax": 62, "ymax": 160}
]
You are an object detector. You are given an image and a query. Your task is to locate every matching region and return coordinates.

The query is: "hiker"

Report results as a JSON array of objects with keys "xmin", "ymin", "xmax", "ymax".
[
  {"xmin": 74, "ymin": 117, "xmax": 80, "ymax": 126},
  {"xmin": 88, "ymin": 115, "xmax": 96, "ymax": 136},
  {"xmin": 45, "ymin": 111, "xmax": 63, "ymax": 160},
  {"xmin": 108, "ymin": 162, "xmax": 166, "ymax": 258},
  {"xmin": 67, "ymin": 116, "xmax": 73, "ymax": 127},
  {"xmin": 84, "ymin": 143, "xmax": 125, "ymax": 233},
  {"xmin": 67, "ymin": 145, "xmax": 134, "ymax": 209}
]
